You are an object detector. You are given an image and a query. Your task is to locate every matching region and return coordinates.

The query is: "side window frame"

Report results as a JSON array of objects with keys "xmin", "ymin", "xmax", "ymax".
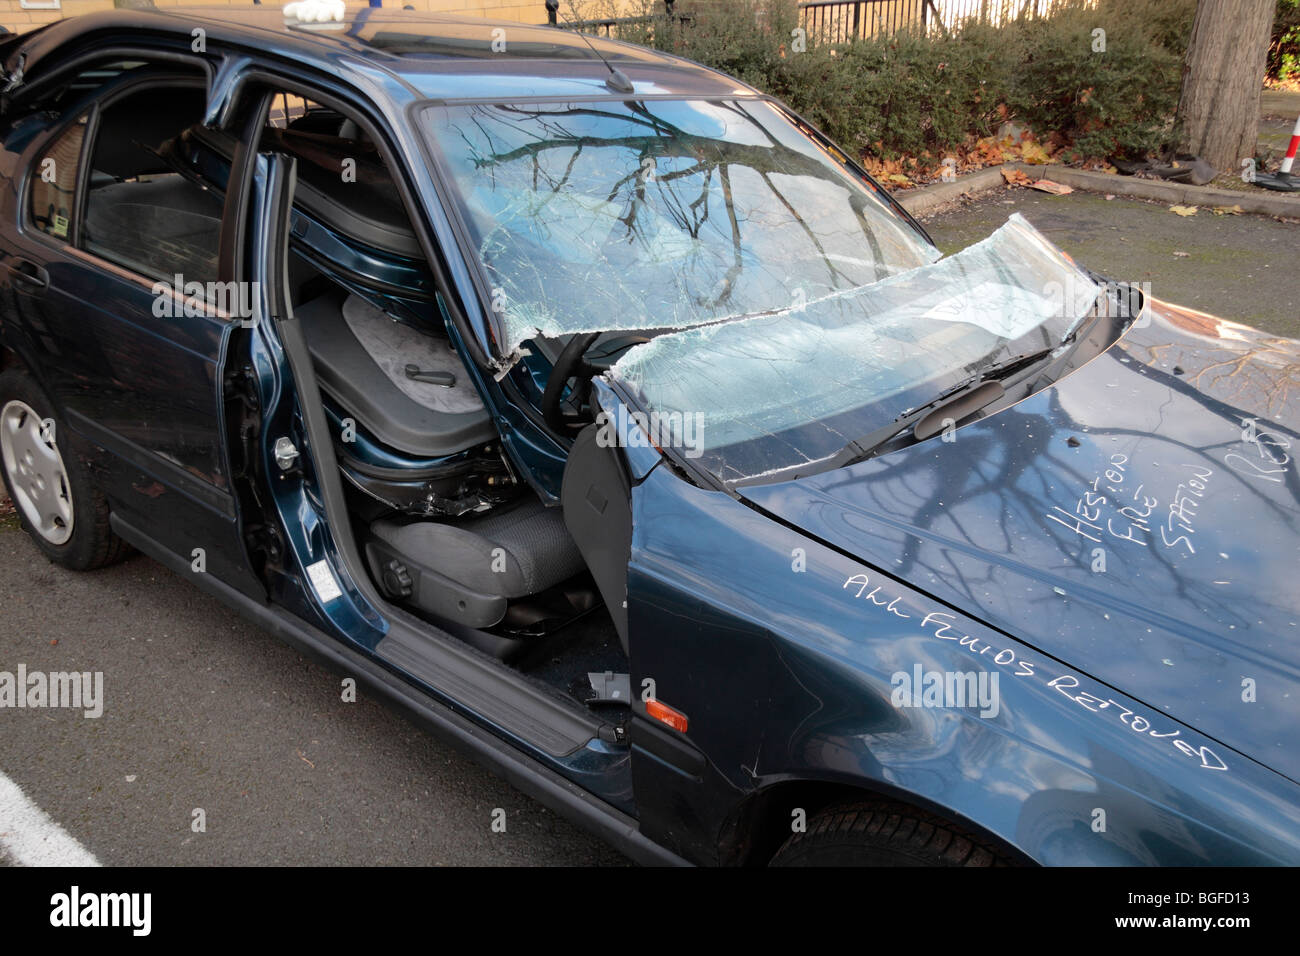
[
  {"xmin": 75, "ymin": 72, "xmax": 218, "ymax": 283},
  {"xmin": 223, "ymin": 68, "xmax": 464, "ymax": 316},
  {"xmin": 14, "ymin": 45, "xmax": 217, "ymax": 241},
  {"xmin": 223, "ymin": 71, "xmax": 396, "ymax": 291},
  {"xmin": 22, "ymin": 72, "xmax": 204, "ymax": 250},
  {"xmin": 25, "ymin": 110, "xmax": 90, "ymax": 244},
  {"xmin": 12, "ymin": 49, "xmax": 243, "ymax": 319}
]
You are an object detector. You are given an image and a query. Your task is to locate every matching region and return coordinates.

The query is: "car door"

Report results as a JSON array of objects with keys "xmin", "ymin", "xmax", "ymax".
[{"xmin": 0, "ymin": 56, "xmax": 264, "ymax": 598}]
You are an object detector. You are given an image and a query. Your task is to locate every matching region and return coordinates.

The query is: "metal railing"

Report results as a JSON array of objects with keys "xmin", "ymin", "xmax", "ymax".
[
  {"xmin": 799, "ymin": 0, "xmax": 938, "ymax": 42},
  {"xmin": 545, "ymin": 0, "xmax": 693, "ymax": 37},
  {"xmin": 798, "ymin": 0, "xmax": 1065, "ymax": 41},
  {"xmin": 541, "ymin": 0, "xmax": 1068, "ymax": 43}
]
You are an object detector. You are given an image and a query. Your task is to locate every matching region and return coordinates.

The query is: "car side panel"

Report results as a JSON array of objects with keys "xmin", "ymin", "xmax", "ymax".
[
  {"xmin": 0, "ymin": 86, "xmax": 262, "ymax": 598},
  {"xmin": 624, "ymin": 461, "xmax": 1300, "ymax": 865}
]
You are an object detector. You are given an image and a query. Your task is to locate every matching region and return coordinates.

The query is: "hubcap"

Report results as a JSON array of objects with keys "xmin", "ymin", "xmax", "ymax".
[{"xmin": 0, "ymin": 400, "xmax": 74, "ymax": 545}]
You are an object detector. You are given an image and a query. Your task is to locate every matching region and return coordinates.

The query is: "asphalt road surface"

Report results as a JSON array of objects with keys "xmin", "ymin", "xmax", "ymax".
[{"xmin": 0, "ymin": 517, "xmax": 626, "ymax": 866}]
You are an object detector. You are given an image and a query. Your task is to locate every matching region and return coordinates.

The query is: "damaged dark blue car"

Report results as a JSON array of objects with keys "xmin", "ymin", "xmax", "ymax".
[{"xmin": 1, "ymin": 6, "xmax": 1298, "ymax": 866}]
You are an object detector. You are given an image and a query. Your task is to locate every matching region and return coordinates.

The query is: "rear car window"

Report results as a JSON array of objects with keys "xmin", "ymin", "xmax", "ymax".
[{"xmin": 81, "ymin": 83, "xmax": 223, "ymax": 284}]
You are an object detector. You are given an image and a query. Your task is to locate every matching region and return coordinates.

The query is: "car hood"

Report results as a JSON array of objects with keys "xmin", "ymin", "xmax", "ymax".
[{"xmin": 741, "ymin": 300, "xmax": 1300, "ymax": 783}]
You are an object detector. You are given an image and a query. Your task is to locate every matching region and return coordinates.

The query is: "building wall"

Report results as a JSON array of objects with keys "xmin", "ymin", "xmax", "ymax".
[{"xmin": 0, "ymin": 0, "xmax": 581, "ymax": 38}]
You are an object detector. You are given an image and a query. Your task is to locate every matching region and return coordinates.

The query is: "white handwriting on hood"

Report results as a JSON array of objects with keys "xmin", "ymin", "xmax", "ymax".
[{"xmin": 842, "ymin": 573, "xmax": 1228, "ymax": 772}]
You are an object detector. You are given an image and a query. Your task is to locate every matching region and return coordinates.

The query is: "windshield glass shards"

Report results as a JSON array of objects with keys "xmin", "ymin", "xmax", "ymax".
[
  {"xmin": 423, "ymin": 98, "xmax": 940, "ymax": 354},
  {"xmin": 424, "ymin": 100, "xmax": 1102, "ymax": 486},
  {"xmin": 608, "ymin": 214, "xmax": 1101, "ymax": 484}
]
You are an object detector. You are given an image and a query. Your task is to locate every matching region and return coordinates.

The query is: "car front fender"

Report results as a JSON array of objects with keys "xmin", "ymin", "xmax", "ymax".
[{"xmin": 625, "ymin": 463, "xmax": 1300, "ymax": 866}]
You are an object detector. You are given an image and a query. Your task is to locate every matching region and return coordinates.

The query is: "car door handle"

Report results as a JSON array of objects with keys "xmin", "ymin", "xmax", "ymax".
[{"xmin": 7, "ymin": 258, "xmax": 49, "ymax": 292}]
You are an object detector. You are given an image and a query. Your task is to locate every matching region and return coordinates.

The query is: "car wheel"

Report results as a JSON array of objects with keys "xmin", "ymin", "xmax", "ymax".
[
  {"xmin": 770, "ymin": 800, "xmax": 1006, "ymax": 867},
  {"xmin": 0, "ymin": 369, "xmax": 129, "ymax": 570}
]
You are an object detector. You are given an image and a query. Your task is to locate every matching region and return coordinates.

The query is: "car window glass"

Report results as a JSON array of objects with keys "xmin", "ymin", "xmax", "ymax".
[
  {"xmin": 29, "ymin": 114, "xmax": 88, "ymax": 241},
  {"xmin": 81, "ymin": 82, "xmax": 224, "ymax": 286}
]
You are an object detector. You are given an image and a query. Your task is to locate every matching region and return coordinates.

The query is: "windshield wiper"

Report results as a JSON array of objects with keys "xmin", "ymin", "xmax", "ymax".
[
  {"xmin": 826, "ymin": 313, "xmax": 1103, "ymax": 471},
  {"xmin": 825, "ymin": 378, "xmax": 1010, "ymax": 470},
  {"xmin": 925, "ymin": 341, "xmax": 1061, "ymax": 405}
]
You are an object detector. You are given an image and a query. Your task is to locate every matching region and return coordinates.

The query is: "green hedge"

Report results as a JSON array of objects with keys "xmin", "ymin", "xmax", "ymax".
[
  {"xmin": 1006, "ymin": 3, "xmax": 1189, "ymax": 161},
  {"xmin": 578, "ymin": 0, "xmax": 1195, "ymax": 163},
  {"xmin": 1272, "ymin": 0, "xmax": 1300, "ymax": 81}
]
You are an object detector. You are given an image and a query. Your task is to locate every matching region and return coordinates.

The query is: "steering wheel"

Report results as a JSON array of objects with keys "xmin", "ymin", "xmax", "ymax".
[{"xmin": 542, "ymin": 331, "xmax": 603, "ymax": 434}]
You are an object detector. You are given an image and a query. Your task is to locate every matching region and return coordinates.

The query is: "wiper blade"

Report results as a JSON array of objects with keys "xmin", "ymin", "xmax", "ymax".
[
  {"xmin": 903, "ymin": 307, "xmax": 1104, "ymax": 413},
  {"xmin": 827, "ymin": 329, "xmax": 1089, "ymax": 470},
  {"xmin": 925, "ymin": 342, "xmax": 1060, "ymax": 407},
  {"xmin": 796, "ymin": 306, "xmax": 1109, "ymax": 479},
  {"xmin": 828, "ymin": 379, "xmax": 1008, "ymax": 470}
]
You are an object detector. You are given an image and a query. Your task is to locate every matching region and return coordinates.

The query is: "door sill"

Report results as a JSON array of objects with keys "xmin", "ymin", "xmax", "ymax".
[{"xmin": 110, "ymin": 513, "xmax": 685, "ymax": 866}]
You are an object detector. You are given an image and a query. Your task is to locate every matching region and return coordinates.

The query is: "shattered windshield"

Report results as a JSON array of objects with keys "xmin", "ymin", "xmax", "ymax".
[
  {"xmin": 611, "ymin": 214, "xmax": 1101, "ymax": 482},
  {"xmin": 424, "ymin": 100, "xmax": 1101, "ymax": 485},
  {"xmin": 423, "ymin": 98, "xmax": 940, "ymax": 352}
]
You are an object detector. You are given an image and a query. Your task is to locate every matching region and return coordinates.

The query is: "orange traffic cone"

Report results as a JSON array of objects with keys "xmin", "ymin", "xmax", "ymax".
[{"xmin": 1256, "ymin": 112, "xmax": 1300, "ymax": 192}]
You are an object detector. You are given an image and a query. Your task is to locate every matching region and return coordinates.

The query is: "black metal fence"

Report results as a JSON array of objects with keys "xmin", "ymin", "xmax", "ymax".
[
  {"xmin": 545, "ymin": 0, "xmax": 692, "ymax": 37},
  {"xmin": 542, "ymin": 0, "xmax": 1067, "ymax": 43},
  {"xmin": 798, "ymin": 0, "xmax": 1062, "ymax": 43},
  {"xmin": 800, "ymin": 0, "xmax": 933, "ymax": 42}
]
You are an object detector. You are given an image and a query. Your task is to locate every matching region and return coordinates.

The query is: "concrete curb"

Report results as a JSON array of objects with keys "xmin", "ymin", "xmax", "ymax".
[
  {"xmin": 897, "ymin": 162, "xmax": 1300, "ymax": 218},
  {"xmin": 895, "ymin": 166, "xmax": 1007, "ymax": 217}
]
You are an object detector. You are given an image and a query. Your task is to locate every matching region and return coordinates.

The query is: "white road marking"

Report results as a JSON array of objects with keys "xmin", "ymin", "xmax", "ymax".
[{"xmin": 0, "ymin": 769, "xmax": 99, "ymax": 866}]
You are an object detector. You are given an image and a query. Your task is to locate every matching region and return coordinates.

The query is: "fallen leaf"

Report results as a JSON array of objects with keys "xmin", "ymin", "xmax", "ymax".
[
  {"xmin": 1019, "ymin": 141, "xmax": 1052, "ymax": 165},
  {"xmin": 888, "ymin": 173, "xmax": 911, "ymax": 185},
  {"xmin": 1169, "ymin": 205, "xmax": 1199, "ymax": 216},
  {"xmin": 1030, "ymin": 179, "xmax": 1073, "ymax": 195},
  {"xmin": 1001, "ymin": 167, "xmax": 1032, "ymax": 186},
  {"xmin": 971, "ymin": 135, "xmax": 1006, "ymax": 166},
  {"xmin": 1212, "ymin": 204, "xmax": 1244, "ymax": 216}
]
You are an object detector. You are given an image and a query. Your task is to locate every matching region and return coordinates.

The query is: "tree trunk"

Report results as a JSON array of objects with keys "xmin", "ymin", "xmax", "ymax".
[{"xmin": 1176, "ymin": 0, "xmax": 1275, "ymax": 173}]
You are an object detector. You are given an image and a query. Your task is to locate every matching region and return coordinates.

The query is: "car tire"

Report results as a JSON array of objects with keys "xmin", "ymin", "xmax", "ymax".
[
  {"xmin": 0, "ymin": 369, "xmax": 129, "ymax": 570},
  {"xmin": 770, "ymin": 800, "xmax": 1006, "ymax": 867}
]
